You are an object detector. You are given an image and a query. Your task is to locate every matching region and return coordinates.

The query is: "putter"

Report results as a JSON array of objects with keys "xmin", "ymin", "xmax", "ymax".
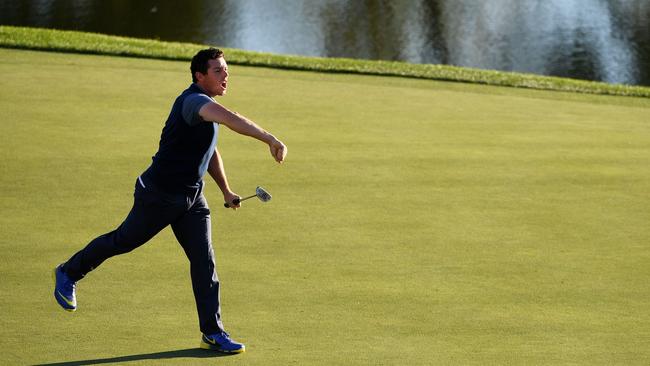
[{"xmin": 224, "ymin": 186, "xmax": 272, "ymax": 208}]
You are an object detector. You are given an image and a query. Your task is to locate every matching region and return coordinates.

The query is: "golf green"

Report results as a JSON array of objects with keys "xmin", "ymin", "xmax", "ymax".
[{"xmin": 0, "ymin": 48, "xmax": 649, "ymax": 365}]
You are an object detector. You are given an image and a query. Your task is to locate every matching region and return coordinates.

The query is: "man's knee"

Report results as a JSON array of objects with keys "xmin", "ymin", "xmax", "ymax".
[{"xmin": 111, "ymin": 229, "xmax": 148, "ymax": 254}]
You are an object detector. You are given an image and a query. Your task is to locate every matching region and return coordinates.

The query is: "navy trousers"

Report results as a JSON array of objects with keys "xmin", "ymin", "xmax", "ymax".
[{"xmin": 62, "ymin": 177, "xmax": 223, "ymax": 334}]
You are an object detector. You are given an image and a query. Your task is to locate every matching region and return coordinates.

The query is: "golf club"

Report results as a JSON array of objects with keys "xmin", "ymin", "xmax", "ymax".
[{"xmin": 224, "ymin": 186, "xmax": 272, "ymax": 208}]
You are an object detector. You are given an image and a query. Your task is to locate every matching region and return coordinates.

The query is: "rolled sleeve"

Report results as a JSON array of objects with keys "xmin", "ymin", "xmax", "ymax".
[{"xmin": 182, "ymin": 93, "xmax": 214, "ymax": 126}]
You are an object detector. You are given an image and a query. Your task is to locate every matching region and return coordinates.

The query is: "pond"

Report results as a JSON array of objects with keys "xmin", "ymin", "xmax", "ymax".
[{"xmin": 1, "ymin": 0, "xmax": 649, "ymax": 86}]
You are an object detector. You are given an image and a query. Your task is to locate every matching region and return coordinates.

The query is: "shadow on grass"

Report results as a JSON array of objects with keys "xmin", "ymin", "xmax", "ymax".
[{"xmin": 33, "ymin": 348, "xmax": 236, "ymax": 365}]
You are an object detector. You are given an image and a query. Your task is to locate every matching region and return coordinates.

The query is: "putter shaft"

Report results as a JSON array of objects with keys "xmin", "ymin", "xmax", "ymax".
[{"xmin": 238, "ymin": 194, "xmax": 257, "ymax": 202}]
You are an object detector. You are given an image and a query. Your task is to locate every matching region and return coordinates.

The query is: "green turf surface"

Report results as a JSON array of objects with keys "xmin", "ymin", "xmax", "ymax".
[
  {"xmin": 3, "ymin": 26, "xmax": 650, "ymax": 98},
  {"xmin": 1, "ymin": 48, "xmax": 649, "ymax": 365}
]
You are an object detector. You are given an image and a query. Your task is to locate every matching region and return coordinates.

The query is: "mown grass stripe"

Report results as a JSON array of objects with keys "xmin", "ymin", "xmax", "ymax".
[{"xmin": 1, "ymin": 25, "xmax": 649, "ymax": 98}]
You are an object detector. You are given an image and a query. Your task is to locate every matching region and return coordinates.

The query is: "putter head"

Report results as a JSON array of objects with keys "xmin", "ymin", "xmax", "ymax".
[{"xmin": 255, "ymin": 186, "xmax": 272, "ymax": 202}]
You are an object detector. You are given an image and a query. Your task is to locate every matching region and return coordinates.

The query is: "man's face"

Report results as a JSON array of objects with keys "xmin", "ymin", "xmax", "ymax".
[{"xmin": 196, "ymin": 57, "xmax": 229, "ymax": 97}]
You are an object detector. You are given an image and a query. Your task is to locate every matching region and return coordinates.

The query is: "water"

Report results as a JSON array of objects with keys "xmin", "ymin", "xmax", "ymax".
[{"xmin": 1, "ymin": 0, "xmax": 649, "ymax": 86}]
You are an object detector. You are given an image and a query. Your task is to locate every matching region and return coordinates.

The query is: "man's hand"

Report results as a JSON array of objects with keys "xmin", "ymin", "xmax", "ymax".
[
  {"xmin": 269, "ymin": 138, "xmax": 287, "ymax": 163},
  {"xmin": 224, "ymin": 191, "xmax": 241, "ymax": 210}
]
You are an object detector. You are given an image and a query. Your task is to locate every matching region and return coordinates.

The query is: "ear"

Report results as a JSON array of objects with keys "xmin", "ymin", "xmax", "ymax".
[{"xmin": 194, "ymin": 70, "xmax": 206, "ymax": 82}]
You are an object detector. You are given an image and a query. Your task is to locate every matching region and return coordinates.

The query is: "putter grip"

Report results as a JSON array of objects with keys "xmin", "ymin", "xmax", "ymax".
[{"xmin": 223, "ymin": 198, "xmax": 241, "ymax": 208}]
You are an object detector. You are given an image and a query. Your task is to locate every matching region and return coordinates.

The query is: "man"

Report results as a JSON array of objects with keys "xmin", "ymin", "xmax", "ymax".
[{"xmin": 53, "ymin": 48, "xmax": 287, "ymax": 354}]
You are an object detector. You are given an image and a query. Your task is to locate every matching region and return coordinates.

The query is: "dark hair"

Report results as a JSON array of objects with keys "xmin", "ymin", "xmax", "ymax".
[{"xmin": 190, "ymin": 48, "xmax": 224, "ymax": 82}]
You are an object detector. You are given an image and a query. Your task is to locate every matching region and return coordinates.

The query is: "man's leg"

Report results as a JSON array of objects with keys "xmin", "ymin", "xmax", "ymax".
[
  {"xmin": 63, "ymin": 180, "xmax": 185, "ymax": 281},
  {"xmin": 171, "ymin": 193, "xmax": 223, "ymax": 334},
  {"xmin": 171, "ymin": 193, "xmax": 245, "ymax": 353}
]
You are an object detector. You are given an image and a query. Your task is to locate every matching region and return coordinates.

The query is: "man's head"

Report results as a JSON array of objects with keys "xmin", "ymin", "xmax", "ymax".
[{"xmin": 191, "ymin": 48, "xmax": 229, "ymax": 97}]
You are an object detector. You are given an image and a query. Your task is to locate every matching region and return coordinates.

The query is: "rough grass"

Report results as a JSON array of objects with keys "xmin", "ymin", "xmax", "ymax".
[
  {"xmin": 1, "ymin": 48, "xmax": 649, "ymax": 365},
  {"xmin": 1, "ymin": 25, "xmax": 650, "ymax": 98}
]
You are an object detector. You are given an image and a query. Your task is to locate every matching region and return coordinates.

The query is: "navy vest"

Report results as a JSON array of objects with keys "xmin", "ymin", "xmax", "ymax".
[{"xmin": 142, "ymin": 84, "xmax": 218, "ymax": 193}]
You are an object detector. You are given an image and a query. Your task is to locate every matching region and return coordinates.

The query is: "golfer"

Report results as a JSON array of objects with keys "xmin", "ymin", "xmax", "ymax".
[{"xmin": 53, "ymin": 48, "xmax": 287, "ymax": 354}]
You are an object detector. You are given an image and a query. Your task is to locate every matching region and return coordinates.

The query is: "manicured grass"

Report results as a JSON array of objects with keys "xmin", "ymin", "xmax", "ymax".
[
  {"xmin": 0, "ymin": 48, "xmax": 649, "ymax": 365},
  {"xmin": 2, "ymin": 25, "xmax": 650, "ymax": 98}
]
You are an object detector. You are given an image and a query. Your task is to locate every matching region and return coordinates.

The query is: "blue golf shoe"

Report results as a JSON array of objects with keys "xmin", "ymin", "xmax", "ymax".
[
  {"xmin": 53, "ymin": 264, "xmax": 77, "ymax": 311},
  {"xmin": 200, "ymin": 331, "xmax": 245, "ymax": 353}
]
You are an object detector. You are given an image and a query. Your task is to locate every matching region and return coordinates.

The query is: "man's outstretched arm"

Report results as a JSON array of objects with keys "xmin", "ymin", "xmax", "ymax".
[{"xmin": 199, "ymin": 101, "xmax": 287, "ymax": 163}]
